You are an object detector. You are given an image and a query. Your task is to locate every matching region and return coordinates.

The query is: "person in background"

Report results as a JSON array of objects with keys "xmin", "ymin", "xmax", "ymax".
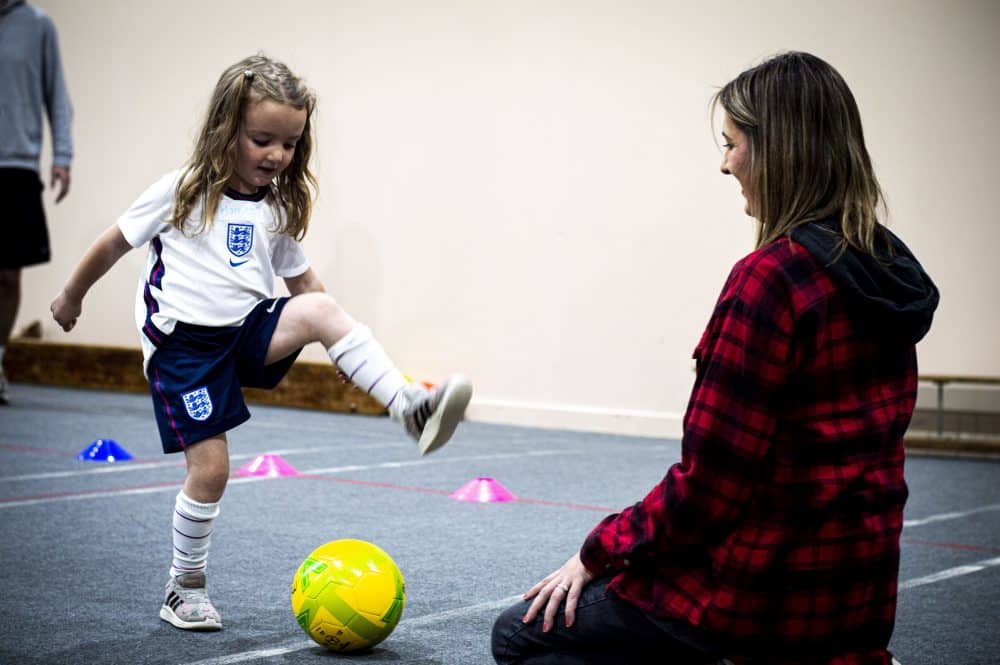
[
  {"xmin": 492, "ymin": 51, "xmax": 938, "ymax": 665},
  {"xmin": 0, "ymin": 0, "xmax": 74, "ymax": 404}
]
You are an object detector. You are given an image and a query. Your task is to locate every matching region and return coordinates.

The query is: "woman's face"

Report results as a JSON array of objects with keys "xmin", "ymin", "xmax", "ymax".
[{"xmin": 720, "ymin": 113, "xmax": 754, "ymax": 217}]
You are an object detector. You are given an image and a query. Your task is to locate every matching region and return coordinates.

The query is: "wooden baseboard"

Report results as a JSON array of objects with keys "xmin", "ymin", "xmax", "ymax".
[
  {"xmin": 9, "ymin": 339, "xmax": 1000, "ymax": 455},
  {"xmin": 903, "ymin": 433, "xmax": 1000, "ymax": 456},
  {"xmin": 5, "ymin": 339, "xmax": 386, "ymax": 416}
]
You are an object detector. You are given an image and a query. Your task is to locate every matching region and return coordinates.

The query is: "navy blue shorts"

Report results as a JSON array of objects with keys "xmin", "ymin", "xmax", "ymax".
[{"xmin": 147, "ymin": 297, "xmax": 302, "ymax": 453}]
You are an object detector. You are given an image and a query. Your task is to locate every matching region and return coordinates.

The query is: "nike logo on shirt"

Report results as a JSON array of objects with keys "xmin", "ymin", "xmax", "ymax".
[{"xmin": 230, "ymin": 258, "xmax": 249, "ymax": 267}]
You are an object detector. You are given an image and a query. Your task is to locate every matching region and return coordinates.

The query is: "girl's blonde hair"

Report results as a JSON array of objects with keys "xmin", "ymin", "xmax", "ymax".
[
  {"xmin": 170, "ymin": 54, "xmax": 317, "ymax": 240},
  {"xmin": 711, "ymin": 51, "xmax": 887, "ymax": 256}
]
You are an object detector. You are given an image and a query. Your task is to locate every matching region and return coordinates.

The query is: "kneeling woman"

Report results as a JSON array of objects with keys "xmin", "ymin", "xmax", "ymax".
[{"xmin": 492, "ymin": 51, "xmax": 938, "ymax": 665}]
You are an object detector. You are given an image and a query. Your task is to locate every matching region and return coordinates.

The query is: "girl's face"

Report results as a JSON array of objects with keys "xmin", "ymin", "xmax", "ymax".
[
  {"xmin": 229, "ymin": 99, "xmax": 307, "ymax": 194},
  {"xmin": 720, "ymin": 113, "xmax": 754, "ymax": 217}
]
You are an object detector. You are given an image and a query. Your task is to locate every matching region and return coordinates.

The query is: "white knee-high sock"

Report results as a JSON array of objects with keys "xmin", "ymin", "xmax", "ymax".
[
  {"xmin": 328, "ymin": 324, "xmax": 409, "ymax": 419},
  {"xmin": 170, "ymin": 491, "xmax": 220, "ymax": 578}
]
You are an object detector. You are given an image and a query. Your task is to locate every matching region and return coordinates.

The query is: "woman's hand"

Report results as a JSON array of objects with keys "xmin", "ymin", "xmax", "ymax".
[{"xmin": 522, "ymin": 552, "xmax": 595, "ymax": 632}]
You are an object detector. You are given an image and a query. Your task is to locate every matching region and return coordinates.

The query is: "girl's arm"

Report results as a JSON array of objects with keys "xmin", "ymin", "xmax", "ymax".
[
  {"xmin": 283, "ymin": 267, "xmax": 326, "ymax": 296},
  {"xmin": 50, "ymin": 224, "xmax": 134, "ymax": 332}
]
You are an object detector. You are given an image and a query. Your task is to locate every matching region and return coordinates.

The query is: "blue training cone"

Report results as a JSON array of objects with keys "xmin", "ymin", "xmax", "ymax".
[{"xmin": 76, "ymin": 439, "xmax": 133, "ymax": 463}]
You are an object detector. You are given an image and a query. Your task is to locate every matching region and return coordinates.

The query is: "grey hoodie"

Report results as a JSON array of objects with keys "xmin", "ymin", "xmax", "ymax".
[{"xmin": 0, "ymin": 0, "xmax": 74, "ymax": 171}]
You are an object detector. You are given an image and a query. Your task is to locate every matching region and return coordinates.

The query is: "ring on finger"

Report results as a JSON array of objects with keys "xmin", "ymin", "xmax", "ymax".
[{"xmin": 556, "ymin": 583, "xmax": 569, "ymax": 592}]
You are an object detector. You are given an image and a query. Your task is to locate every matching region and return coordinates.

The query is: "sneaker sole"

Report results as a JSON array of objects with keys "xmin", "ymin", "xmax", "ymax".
[
  {"xmin": 160, "ymin": 605, "xmax": 222, "ymax": 631},
  {"xmin": 417, "ymin": 375, "xmax": 473, "ymax": 456}
]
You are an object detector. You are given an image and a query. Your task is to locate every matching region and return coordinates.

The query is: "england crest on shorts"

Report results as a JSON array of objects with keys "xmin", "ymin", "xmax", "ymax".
[
  {"xmin": 227, "ymin": 223, "xmax": 254, "ymax": 258},
  {"xmin": 182, "ymin": 387, "xmax": 213, "ymax": 421}
]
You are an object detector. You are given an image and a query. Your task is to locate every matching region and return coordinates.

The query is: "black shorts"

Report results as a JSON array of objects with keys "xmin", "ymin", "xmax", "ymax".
[
  {"xmin": 0, "ymin": 168, "xmax": 50, "ymax": 269},
  {"xmin": 147, "ymin": 297, "xmax": 302, "ymax": 453}
]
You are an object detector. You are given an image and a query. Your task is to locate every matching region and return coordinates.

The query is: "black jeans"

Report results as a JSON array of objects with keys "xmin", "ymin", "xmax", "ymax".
[{"xmin": 491, "ymin": 577, "xmax": 720, "ymax": 665}]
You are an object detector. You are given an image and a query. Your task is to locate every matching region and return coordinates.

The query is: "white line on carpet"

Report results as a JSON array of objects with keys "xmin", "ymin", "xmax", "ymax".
[
  {"xmin": 903, "ymin": 503, "xmax": 1000, "ymax": 528},
  {"xmin": 898, "ymin": 555, "xmax": 1000, "ymax": 590},
  {"xmin": 184, "ymin": 595, "xmax": 523, "ymax": 665},
  {"xmin": 184, "ymin": 550, "xmax": 1000, "ymax": 665},
  {"xmin": 1, "ymin": 460, "xmax": 181, "ymax": 482},
  {"xmin": 0, "ymin": 443, "xmax": 403, "ymax": 483},
  {"xmin": 0, "ymin": 449, "xmax": 574, "ymax": 508},
  {"xmin": 305, "ymin": 449, "xmax": 570, "ymax": 475}
]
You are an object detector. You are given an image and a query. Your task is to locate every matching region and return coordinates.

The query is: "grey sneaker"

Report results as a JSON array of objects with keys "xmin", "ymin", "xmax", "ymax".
[
  {"xmin": 160, "ymin": 571, "xmax": 222, "ymax": 631},
  {"xmin": 400, "ymin": 374, "xmax": 473, "ymax": 455}
]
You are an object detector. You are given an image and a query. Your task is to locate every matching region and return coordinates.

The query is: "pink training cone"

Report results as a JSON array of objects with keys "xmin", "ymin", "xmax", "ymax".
[
  {"xmin": 450, "ymin": 477, "xmax": 517, "ymax": 503},
  {"xmin": 236, "ymin": 454, "xmax": 299, "ymax": 478}
]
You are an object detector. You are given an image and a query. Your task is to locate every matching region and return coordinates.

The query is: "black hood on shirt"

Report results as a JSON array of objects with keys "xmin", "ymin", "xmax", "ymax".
[{"xmin": 790, "ymin": 217, "xmax": 939, "ymax": 344}]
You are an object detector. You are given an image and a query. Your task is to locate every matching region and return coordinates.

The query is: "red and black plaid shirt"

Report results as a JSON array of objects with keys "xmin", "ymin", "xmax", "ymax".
[{"xmin": 581, "ymin": 238, "xmax": 916, "ymax": 664}]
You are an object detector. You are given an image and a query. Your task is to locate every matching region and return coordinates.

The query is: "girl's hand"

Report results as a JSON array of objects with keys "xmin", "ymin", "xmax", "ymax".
[
  {"xmin": 50, "ymin": 290, "xmax": 82, "ymax": 332},
  {"xmin": 47, "ymin": 225, "xmax": 133, "ymax": 333},
  {"xmin": 521, "ymin": 552, "xmax": 595, "ymax": 633}
]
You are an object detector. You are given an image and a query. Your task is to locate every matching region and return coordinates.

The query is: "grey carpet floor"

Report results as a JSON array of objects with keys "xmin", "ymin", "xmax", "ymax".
[{"xmin": 1, "ymin": 384, "xmax": 997, "ymax": 665}]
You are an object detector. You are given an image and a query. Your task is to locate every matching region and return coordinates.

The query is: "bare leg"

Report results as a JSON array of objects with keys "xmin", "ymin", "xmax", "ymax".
[
  {"xmin": 0, "ymin": 269, "xmax": 21, "ymax": 345},
  {"xmin": 182, "ymin": 434, "xmax": 230, "ymax": 503},
  {"xmin": 265, "ymin": 292, "xmax": 356, "ymax": 365},
  {"xmin": 264, "ymin": 292, "xmax": 472, "ymax": 456},
  {"xmin": 163, "ymin": 435, "xmax": 227, "ymax": 631}
]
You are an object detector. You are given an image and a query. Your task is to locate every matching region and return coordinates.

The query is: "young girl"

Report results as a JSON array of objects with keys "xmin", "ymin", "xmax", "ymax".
[{"xmin": 50, "ymin": 54, "xmax": 472, "ymax": 632}]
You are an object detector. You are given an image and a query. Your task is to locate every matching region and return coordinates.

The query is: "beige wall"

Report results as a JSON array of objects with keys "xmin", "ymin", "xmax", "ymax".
[{"xmin": 23, "ymin": 0, "xmax": 1000, "ymax": 436}]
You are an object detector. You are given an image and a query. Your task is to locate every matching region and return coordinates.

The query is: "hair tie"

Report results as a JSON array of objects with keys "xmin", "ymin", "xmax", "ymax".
[{"xmin": 244, "ymin": 69, "xmax": 254, "ymax": 80}]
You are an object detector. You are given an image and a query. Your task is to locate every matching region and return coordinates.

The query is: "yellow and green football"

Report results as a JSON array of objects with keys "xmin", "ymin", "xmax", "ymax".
[{"xmin": 290, "ymin": 539, "xmax": 406, "ymax": 652}]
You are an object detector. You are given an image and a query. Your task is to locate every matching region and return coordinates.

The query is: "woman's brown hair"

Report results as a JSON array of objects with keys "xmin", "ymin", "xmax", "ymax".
[{"xmin": 712, "ymin": 51, "xmax": 887, "ymax": 256}]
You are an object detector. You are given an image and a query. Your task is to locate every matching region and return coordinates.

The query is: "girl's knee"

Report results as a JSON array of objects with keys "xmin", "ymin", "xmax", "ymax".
[
  {"xmin": 291, "ymin": 291, "xmax": 339, "ymax": 314},
  {"xmin": 303, "ymin": 293, "xmax": 355, "ymax": 343},
  {"xmin": 185, "ymin": 455, "xmax": 229, "ymax": 501},
  {"xmin": 316, "ymin": 293, "xmax": 346, "ymax": 320},
  {"xmin": 187, "ymin": 469, "xmax": 228, "ymax": 502},
  {"xmin": 206, "ymin": 466, "xmax": 230, "ymax": 492},
  {"xmin": 295, "ymin": 293, "xmax": 351, "ymax": 329}
]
